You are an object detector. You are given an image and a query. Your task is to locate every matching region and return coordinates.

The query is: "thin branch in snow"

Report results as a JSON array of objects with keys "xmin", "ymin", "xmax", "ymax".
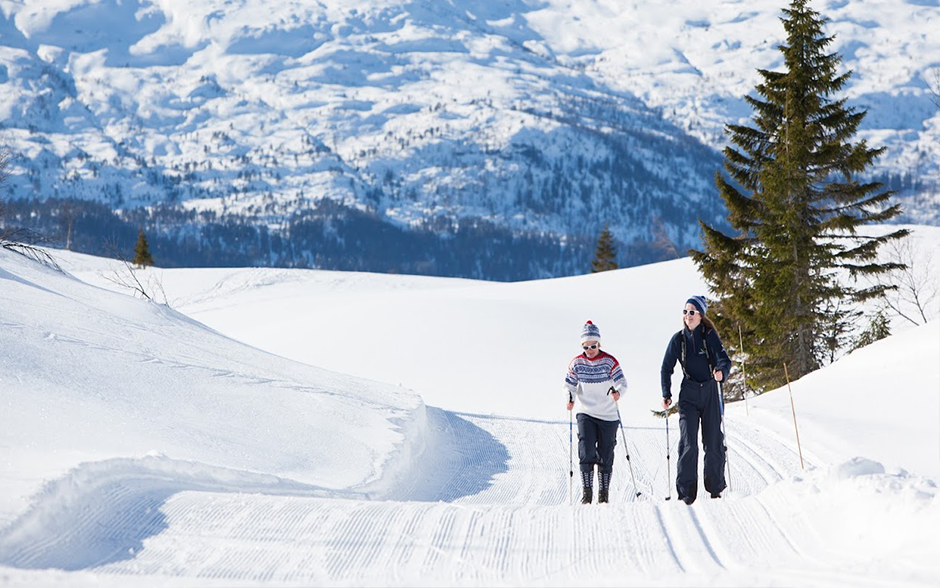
[{"xmin": 101, "ymin": 239, "xmax": 170, "ymax": 306}]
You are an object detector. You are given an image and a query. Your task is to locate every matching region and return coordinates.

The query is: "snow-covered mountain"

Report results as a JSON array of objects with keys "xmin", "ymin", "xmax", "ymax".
[{"xmin": 0, "ymin": 0, "xmax": 937, "ymax": 278}]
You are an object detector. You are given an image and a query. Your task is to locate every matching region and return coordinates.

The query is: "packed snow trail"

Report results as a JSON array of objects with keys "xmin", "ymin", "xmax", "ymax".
[
  {"xmin": 4, "ymin": 243, "xmax": 939, "ymax": 586},
  {"xmin": 8, "ymin": 407, "xmax": 934, "ymax": 587}
]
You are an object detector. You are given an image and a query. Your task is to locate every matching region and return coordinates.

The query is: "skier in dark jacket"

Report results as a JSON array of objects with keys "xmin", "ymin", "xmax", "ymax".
[
  {"xmin": 660, "ymin": 296, "xmax": 731, "ymax": 504},
  {"xmin": 565, "ymin": 320, "xmax": 627, "ymax": 504}
]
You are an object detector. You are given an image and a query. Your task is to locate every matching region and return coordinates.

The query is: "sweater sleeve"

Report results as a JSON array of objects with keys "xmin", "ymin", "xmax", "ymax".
[
  {"xmin": 564, "ymin": 359, "xmax": 579, "ymax": 402},
  {"xmin": 609, "ymin": 358, "xmax": 627, "ymax": 393},
  {"xmin": 660, "ymin": 333, "xmax": 680, "ymax": 399},
  {"xmin": 707, "ymin": 329, "xmax": 732, "ymax": 382}
]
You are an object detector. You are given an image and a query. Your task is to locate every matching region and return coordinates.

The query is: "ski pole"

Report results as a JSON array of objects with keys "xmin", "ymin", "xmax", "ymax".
[
  {"xmin": 718, "ymin": 380, "xmax": 732, "ymax": 492},
  {"xmin": 665, "ymin": 406, "xmax": 672, "ymax": 501},
  {"xmin": 569, "ymin": 403, "xmax": 574, "ymax": 506},
  {"xmin": 615, "ymin": 406, "xmax": 641, "ymax": 499}
]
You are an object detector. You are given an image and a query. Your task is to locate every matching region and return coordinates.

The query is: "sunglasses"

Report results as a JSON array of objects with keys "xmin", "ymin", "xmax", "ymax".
[
  {"xmin": 683, "ymin": 309, "xmax": 700, "ymax": 316},
  {"xmin": 582, "ymin": 343, "xmax": 599, "ymax": 350}
]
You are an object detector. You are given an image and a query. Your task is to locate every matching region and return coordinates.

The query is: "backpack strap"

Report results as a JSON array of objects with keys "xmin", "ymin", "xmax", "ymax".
[
  {"xmin": 679, "ymin": 327, "xmax": 714, "ymax": 380},
  {"xmin": 679, "ymin": 330, "xmax": 690, "ymax": 380},
  {"xmin": 703, "ymin": 329, "xmax": 714, "ymax": 371}
]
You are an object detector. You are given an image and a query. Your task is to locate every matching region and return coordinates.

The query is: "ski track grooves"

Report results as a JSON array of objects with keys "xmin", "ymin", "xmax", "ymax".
[
  {"xmin": 653, "ymin": 507, "xmax": 685, "ymax": 573},
  {"xmin": 0, "ymin": 409, "xmax": 914, "ymax": 584}
]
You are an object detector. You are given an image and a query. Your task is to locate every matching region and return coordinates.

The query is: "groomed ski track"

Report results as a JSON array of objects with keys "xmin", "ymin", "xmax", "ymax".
[{"xmin": 4, "ymin": 407, "xmax": 930, "ymax": 587}]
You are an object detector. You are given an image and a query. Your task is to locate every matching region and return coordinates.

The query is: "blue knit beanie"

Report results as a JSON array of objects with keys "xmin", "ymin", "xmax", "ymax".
[
  {"xmin": 580, "ymin": 320, "xmax": 602, "ymax": 343},
  {"xmin": 687, "ymin": 295, "xmax": 708, "ymax": 315}
]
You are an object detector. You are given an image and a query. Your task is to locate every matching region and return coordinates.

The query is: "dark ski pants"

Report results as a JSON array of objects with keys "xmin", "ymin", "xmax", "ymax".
[
  {"xmin": 676, "ymin": 378, "xmax": 726, "ymax": 503},
  {"xmin": 577, "ymin": 413, "xmax": 619, "ymax": 477}
]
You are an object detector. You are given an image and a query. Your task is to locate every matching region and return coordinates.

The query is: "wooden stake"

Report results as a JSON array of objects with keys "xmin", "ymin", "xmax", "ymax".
[
  {"xmin": 783, "ymin": 363, "xmax": 805, "ymax": 469},
  {"xmin": 738, "ymin": 324, "xmax": 750, "ymax": 416}
]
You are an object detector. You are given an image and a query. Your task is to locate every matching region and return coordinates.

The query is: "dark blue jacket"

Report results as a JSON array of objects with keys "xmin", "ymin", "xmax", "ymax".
[{"xmin": 661, "ymin": 325, "xmax": 732, "ymax": 399}]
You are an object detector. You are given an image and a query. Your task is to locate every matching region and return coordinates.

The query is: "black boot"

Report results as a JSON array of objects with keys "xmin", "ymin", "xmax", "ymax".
[
  {"xmin": 679, "ymin": 483, "xmax": 697, "ymax": 505},
  {"xmin": 580, "ymin": 469, "xmax": 594, "ymax": 504},
  {"xmin": 598, "ymin": 471, "xmax": 611, "ymax": 503},
  {"xmin": 581, "ymin": 487, "xmax": 593, "ymax": 504},
  {"xmin": 710, "ymin": 492, "xmax": 721, "ymax": 499}
]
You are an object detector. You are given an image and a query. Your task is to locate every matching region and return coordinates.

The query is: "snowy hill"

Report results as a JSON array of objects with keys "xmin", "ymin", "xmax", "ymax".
[
  {"xmin": 740, "ymin": 321, "xmax": 940, "ymax": 482},
  {"xmin": 56, "ymin": 224, "xmax": 940, "ymax": 424},
  {"xmin": 0, "ymin": 245, "xmax": 428, "ymax": 529},
  {"xmin": 1, "ymin": 0, "xmax": 937, "ymax": 278},
  {"xmin": 1, "ymin": 225, "xmax": 937, "ymax": 585}
]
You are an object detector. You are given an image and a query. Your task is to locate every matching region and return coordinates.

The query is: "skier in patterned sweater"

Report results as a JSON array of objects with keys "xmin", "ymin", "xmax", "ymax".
[{"xmin": 565, "ymin": 320, "xmax": 627, "ymax": 504}]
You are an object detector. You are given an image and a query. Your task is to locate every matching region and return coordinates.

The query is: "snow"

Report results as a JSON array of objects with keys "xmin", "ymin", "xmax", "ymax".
[
  {"xmin": 0, "ymin": 247, "xmax": 426, "ymax": 525},
  {"xmin": 0, "ymin": 225, "xmax": 938, "ymax": 585},
  {"xmin": 736, "ymin": 320, "xmax": 940, "ymax": 481}
]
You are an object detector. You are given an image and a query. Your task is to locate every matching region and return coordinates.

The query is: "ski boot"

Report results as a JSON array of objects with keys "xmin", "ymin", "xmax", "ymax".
[{"xmin": 581, "ymin": 487, "xmax": 593, "ymax": 504}]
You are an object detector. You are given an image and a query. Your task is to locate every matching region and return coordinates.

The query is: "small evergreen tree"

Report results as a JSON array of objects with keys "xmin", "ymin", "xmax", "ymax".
[
  {"xmin": 851, "ymin": 309, "xmax": 891, "ymax": 351},
  {"xmin": 590, "ymin": 224, "xmax": 618, "ymax": 273},
  {"xmin": 133, "ymin": 229, "xmax": 154, "ymax": 267},
  {"xmin": 692, "ymin": 0, "xmax": 906, "ymax": 392}
]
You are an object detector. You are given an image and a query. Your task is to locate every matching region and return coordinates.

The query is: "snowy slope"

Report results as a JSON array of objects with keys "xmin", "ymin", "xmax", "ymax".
[
  {"xmin": 735, "ymin": 321, "xmax": 940, "ymax": 481},
  {"xmin": 0, "ymin": 246, "xmax": 427, "ymax": 527},
  {"xmin": 57, "ymin": 225, "xmax": 940, "ymax": 420},
  {"xmin": 61, "ymin": 252, "xmax": 706, "ymax": 419},
  {"xmin": 2, "ymin": 227, "xmax": 940, "ymax": 585}
]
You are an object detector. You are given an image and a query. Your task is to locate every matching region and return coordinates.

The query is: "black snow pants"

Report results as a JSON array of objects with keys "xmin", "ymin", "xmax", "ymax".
[
  {"xmin": 676, "ymin": 378, "xmax": 726, "ymax": 503},
  {"xmin": 577, "ymin": 413, "xmax": 619, "ymax": 475}
]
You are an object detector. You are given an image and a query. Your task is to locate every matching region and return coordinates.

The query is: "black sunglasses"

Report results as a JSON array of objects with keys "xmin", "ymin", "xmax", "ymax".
[
  {"xmin": 683, "ymin": 309, "xmax": 699, "ymax": 316},
  {"xmin": 582, "ymin": 343, "xmax": 599, "ymax": 350}
]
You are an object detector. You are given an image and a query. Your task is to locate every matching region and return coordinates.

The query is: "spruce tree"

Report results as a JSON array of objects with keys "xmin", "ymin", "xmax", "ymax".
[
  {"xmin": 133, "ymin": 229, "xmax": 155, "ymax": 267},
  {"xmin": 851, "ymin": 309, "xmax": 890, "ymax": 352},
  {"xmin": 590, "ymin": 224, "xmax": 618, "ymax": 273},
  {"xmin": 692, "ymin": 0, "xmax": 906, "ymax": 392}
]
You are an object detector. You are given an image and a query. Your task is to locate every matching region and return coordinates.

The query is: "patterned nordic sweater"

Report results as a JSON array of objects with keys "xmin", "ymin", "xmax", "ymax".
[{"xmin": 564, "ymin": 350, "xmax": 627, "ymax": 421}]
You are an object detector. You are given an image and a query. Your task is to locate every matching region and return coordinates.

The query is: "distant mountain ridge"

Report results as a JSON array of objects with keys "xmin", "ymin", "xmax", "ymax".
[{"xmin": 0, "ymin": 0, "xmax": 936, "ymax": 279}]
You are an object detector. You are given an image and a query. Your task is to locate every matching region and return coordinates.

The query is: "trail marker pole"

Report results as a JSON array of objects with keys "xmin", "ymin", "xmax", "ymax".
[
  {"xmin": 738, "ymin": 325, "xmax": 750, "ymax": 416},
  {"xmin": 783, "ymin": 363, "xmax": 805, "ymax": 470}
]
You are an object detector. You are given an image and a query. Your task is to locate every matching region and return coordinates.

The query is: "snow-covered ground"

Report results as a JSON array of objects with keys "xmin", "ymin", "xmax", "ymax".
[{"xmin": 1, "ymin": 225, "xmax": 939, "ymax": 585}]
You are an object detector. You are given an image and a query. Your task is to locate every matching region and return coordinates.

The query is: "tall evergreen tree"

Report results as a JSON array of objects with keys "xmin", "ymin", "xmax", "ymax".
[
  {"xmin": 590, "ymin": 224, "xmax": 618, "ymax": 273},
  {"xmin": 133, "ymin": 229, "xmax": 155, "ymax": 267},
  {"xmin": 692, "ymin": 0, "xmax": 906, "ymax": 392}
]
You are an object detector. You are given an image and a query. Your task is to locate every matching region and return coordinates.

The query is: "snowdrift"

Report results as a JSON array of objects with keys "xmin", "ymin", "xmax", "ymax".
[{"xmin": 0, "ymin": 247, "xmax": 428, "ymax": 530}]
